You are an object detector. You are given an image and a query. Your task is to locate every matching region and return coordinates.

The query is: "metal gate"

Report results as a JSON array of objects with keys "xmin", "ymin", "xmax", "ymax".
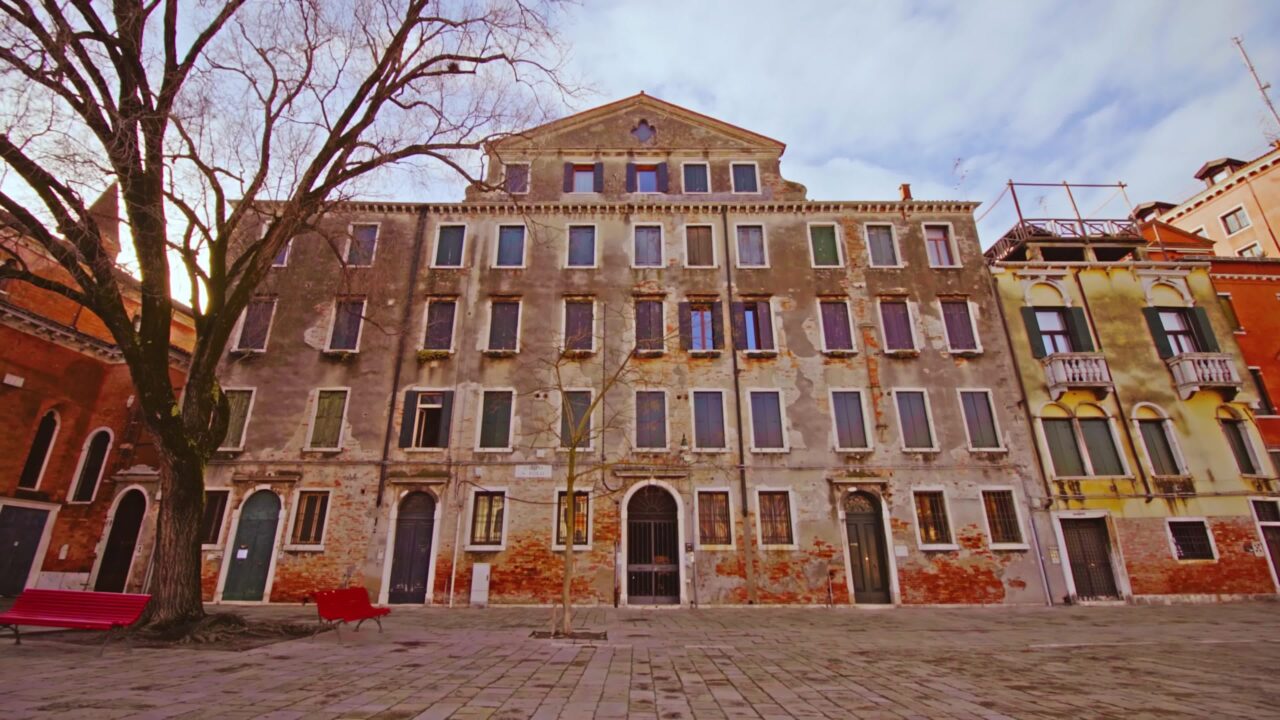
[
  {"xmin": 1061, "ymin": 517, "xmax": 1120, "ymax": 600},
  {"xmin": 627, "ymin": 486, "xmax": 679, "ymax": 605}
]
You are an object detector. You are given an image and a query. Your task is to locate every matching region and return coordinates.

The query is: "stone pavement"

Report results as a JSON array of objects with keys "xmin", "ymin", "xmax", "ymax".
[{"xmin": 2, "ymin": 601, "xmax": 1280, "ymax": 719}]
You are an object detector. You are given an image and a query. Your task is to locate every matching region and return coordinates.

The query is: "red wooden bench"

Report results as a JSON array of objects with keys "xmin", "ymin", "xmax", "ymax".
[
  {"xmin": 0, "ymin": 589, "xmax": 151, "ymax": 652},
  {"xmin": 310, "ymin": 587, "xmax": 390, "ymax": 638}
]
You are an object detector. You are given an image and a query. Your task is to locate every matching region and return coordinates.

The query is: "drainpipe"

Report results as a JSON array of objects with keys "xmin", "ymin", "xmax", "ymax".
[{"xmin": 719, "ymin": 205, "xmax": 758, "ymax": 603}]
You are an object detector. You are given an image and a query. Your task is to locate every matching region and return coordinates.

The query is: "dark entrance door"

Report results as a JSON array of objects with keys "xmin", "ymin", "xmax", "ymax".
[
  {"xmin": 388, "ymin": 492, "xmax": 437, "ymax": 604},
  {"xmin": 0, "ymin": 505, "xmax": 49, "ymax": 596},
  {"xmin": 94, "ymin": 490, "xmax": 146, "ymax": 592},
  {"xmin": 1262, "ymin": 526, "xmax": 1280, "ymax": 585},
  {"xmin": 844, "ymin": 491, "xmax": 890, "ymax": 604},
  {"xmin": 627, "ymin": 486, "xmax": 679, "ymax": 605},
  {"xmin": 222, "ymin": 491, "xmax": 280, "ymax": 601},
  {"xmin": 1061, "ymin": 517, "xmax": 1120, "ymax": 600}
]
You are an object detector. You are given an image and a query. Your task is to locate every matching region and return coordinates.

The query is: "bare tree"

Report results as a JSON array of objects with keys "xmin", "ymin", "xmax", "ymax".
[{"xmin": 0, "ymin": 0, "xmax": 571, "ymax": 629}]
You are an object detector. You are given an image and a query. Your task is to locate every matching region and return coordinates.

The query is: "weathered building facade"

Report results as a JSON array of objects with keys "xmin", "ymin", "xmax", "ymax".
[{"xmin": 201, "ymin": 95, "xmax": 1053, "ymax": 607}]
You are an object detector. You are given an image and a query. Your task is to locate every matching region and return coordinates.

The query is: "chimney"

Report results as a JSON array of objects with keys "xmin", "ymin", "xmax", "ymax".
[
  {"xmin": 899, "ymin": 183, "xmax": 913, "ymax": 201},
  {"xmin": 88, "ymin": 184, "xmax": 121, "ymax": 261}
]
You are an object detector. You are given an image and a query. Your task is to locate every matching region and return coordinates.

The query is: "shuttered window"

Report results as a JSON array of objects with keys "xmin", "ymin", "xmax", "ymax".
[
  {"xmin": 1159, "ymin": 309, "xmax": 1200, "ymax": 354},
  {"xmin": 880, "ymin": 300, "xmax": 914, "ymax": 351},
  {"xmin": 504, "ymin": 164, "xmax": 529, "ymax": 194},
  {"xmin": 731, "ymin": 163, "xmax": 758, "ymax": 193},
  {"xmin": 982, "ymin": 490, "xmax": 1023, "ymax": 545},
  {"xmin": 634, "ymin": 164, "xmax": 660, "ymax": 193},
  {"xmin": 423, "ymin": 300, "xmax": 456, "ymax": 350},
  {"xmin": 735, "ymin": 301, "xmax": 775, "ymax": 351},
  {"xmin": 692, "ymin": 391, "xmax": 726, "ymax": 450},
  {"xmin": 634, "ymin": 226, "xmax": 663, "ymax": 267},
  {"xmin": 407, "ymin": 391, "xmax": 452, "ymax": 449},
  {"xmin": 309, "ymin": 390, "xmax": 348, "ymax": 449},
  {"xmin": 346, "ymin": 224, "xmax": 378, "ymax": 266},
  {"xmin": 1080, "ymin": 419, "xmax": 1124, "ymax": 475},
  {"xmin": 895, "ymin": 391, "xmax": 934, "ymax": 450},
  {"xmin": 567, "ymin": 226, "xmax": 596, "ymax": 267},
  {"xmin": 960, "ymin": 391, "xmax": 1000, "ymax": 449},
  {"xmin": 560, "ymin": 391, "xmax": 592, "ymax": 449},
  {"xmin": 820, "ymin": 301, "xmax": 854, "ymax": 351},
  {"xmin": 1138, "ymin": 419, "xmax": 1180, "ymax": 476},
  {"xmin": 758, "ymin": 491, "xmax": 793, "ymax": 545},
  {"xmin": 831, "ymin": 391, "xmax": 868, "ymax": 450},
  {"xmin": 685, "ymin": 225, "xmax": 714, "ymax": 267},
  {"xmin": 200, "ymin": 490, "xmax": 229, "ymax": 546},
  {"xmin": 564, "ymin": 300, "xmax": 594, "ymax": 351},
  {"xmin": 434, "ymin": 225, "xmax": 465, "ymax": 267},
  {"xmin": 809, "ymin": 225, "xmax": 841, "ymax": 266},
  {"xmin": 913, "ymin": 491, "xmax": 952, "ymax": 545},
  {"xmin": 698, "ymin": 491, "xmax": 732, "ymax": 545},
  {"xmin": 736, "ymin": 225, "xmax": 766, "ymax": 267},
  {"xmin": 683, "ymin": 163, "xmax": 709, "ymax": 193},
  {"xmin": 924, "ymin": 224, "xmax": 956, "ymax": 267},
  {"xmin": 235, "ymin": 297, "xmax": 275, "ymax": 351},
  {"xmin": 866, "ymin": 225, "xmax": 898, "ymax": 266},
  {"xmin": 495, "ymin": 225, "xmax": 525, "ymax": 266},
  {"xmin": 221, "ymin": 390, "xmax": 254, "ymax": 450},
  {"xmin": 1042, "ymin": 419, "xmax": 1085, "ymax": 476},
  {"xmin": 569, "ymin": 164, "xmax": 595, "ymax": 193},
  {"xmin": 749, "ymin": 391, "xmax": 786, "ymax": 450},
  {"xmin": 556, "ymin": 491, "xmax": 589, "ymax": 546},
  {"xmin": 487, "ymin": 300, "xmax": 520, "ymax": 351},
  {"xmin": 19, "ymin": 411, "xmax": 57, "ymax": 489},
  {"xmin": 941, "ymin": 300, "xmax": 978, "ymax": 351},
  {"xmin": 328, "ymin": 298, "xmax": 364, "ymax": 351},
  {"xmin": 635, "ymin": 300, "xmax": 664, "ymax": 352},
  {"xmin": 682, "ymin": 301, "xmax": 723, "ymax": 351},
  {"xmin": 479, "ymin": 391, "xmax": 514, "ymax": 450},
  {"xmin": 1169, "ymin": 520, "xmax": 1214, "ymax": 560},
  {"xmin": 635, "ymin": 391, "xmax": 668, "ymax": 449},
  {"xmin": 291, "ymin": 492, "xmax": 329, "ymax": 545},
  {"xmin": 1223, "ymin": 419, "xmax": 1259, "ymax": 475},
  {"xmin": 1035, "ymin": 309, "xmax": 1073, "ymax": 354},
  {"xmin": 470, "ymin": 492, "xmax": 505, "ymax": 546}
]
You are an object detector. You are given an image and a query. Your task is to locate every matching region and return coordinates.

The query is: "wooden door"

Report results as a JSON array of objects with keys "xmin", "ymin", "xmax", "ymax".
[
  {"xmin": 1061, "ymin": 517, "xmax": 1120, "ymax": 600},
  {"xmin": 627, "ymin": 486, "xmax": 679, "ymax": 605},
  {"xmin": 222, "ymin": 491, "xmax": 280, "ymax": 601},
  {"xmin": 844, "ymin": 492, "xmax": 890, "ymax": 604},
  {"xmin": 94, "ymin": 489, "xmax": 146, "ymax": 592},
  {"xmin": 388, "ymin": 492, "xmax": 436, "ymax": 604},
  {"xmin": 0, "ymin": 505, "xmax": 49, "ymax": 596}
]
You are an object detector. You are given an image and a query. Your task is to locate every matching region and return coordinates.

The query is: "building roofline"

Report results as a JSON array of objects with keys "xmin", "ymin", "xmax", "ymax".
[
  {"xmin": 244, "ymin": 199, "xmax": 981, "ymax": 215},
  {"xmin": 1164, "ymin": 144, "xmax": 1280, "ymax": 221}
]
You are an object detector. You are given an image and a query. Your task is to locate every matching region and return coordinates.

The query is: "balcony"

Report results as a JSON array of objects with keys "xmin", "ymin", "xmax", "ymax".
[
  {"xmin": 1041, "ymin": 353, "xmax": 1113, "ymax": 400},
  {"xmin": 1166, "ymin": 353, "xmax": 1242, "ymax": 400}
]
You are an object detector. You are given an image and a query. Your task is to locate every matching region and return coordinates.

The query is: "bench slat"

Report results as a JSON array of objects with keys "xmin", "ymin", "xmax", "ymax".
[{"xmin": 0, "ymin": 590, "xmax": 150, "ymax": 631}]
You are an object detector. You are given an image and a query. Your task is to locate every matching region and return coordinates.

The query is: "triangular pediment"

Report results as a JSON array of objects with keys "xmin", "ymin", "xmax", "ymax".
[{"xmin": 494, "ymin": 93, "xmax": 785, "ymax": 154}]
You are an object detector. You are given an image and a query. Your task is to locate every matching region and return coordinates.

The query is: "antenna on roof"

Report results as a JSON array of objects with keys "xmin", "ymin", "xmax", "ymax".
[{"xmin": 1232, "ymin": 36, "xmax": 1280, "ymax": 142}]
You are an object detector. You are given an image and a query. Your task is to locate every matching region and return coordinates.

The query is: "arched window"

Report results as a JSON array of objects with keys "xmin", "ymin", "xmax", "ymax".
[
  {"xmin": 1217, "ymin": 406, "xmax": 1261, "ymax": 476},
  {"xmin": 71, "ymin": 429, "xmax": 112, "ymax": 503},
  {"xmin": 1022, "ymin": 283, "xmax": 1093, "ymax": 359},
  {"xmin": 1038, "ymin": 403, "xmax": 1127, "ymax": 478},
  {"xmin": 1132, "ymin": 404, "xmax": 1183, "ymax": 477},
  {"xmin": 19, "ymin": 410, "xmax": 59, "ymax": 489}
]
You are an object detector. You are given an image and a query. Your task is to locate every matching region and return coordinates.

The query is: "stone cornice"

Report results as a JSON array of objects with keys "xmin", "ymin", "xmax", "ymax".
[
  {"xmin": 0, "ymin": 298, "xmax": 191, "ymax": 368},
  {"xmin": 251, "ymin": 199, "xmax": 981, "ymax": 215}
]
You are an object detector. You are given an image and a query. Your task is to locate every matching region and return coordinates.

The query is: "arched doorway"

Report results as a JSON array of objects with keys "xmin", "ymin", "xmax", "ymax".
[
  {"xmin": 844, "ymin": 491, "xmax": 890, "ymax": 604},
  {"xmin": 94, "ymin": 489, "xmax": 147, "ymax": 592},
  {"xmin": 388, "ymin": 492, "xmax": 437, "ymax": 604},
  {"xmin": 222, "ymin": 491, "xmax": 280, "ymax": 601},
  {"xmin": 627, "ymin": 485, "xmax": 679, "ymax": 605}
]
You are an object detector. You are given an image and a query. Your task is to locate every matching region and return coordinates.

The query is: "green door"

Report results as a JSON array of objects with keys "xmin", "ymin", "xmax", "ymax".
[{"xmin": 222, "ymin": 491, "xmax": 280, "ymax": 601}]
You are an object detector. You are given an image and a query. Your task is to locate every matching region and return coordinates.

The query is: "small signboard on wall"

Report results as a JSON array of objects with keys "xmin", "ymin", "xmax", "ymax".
[{"xmin": 514, "ymin": 465, "xmax": 553, "ymax": 479}]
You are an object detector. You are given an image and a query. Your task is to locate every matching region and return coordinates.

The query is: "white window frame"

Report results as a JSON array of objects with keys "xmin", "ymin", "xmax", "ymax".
[
  {"xmin": 325, "ymin": 297, "xmax": 367, "ymax": 353},
  {"xmin": 564, "ymin": 223, "xmax": 599, "ymax": 269},
  {"xmin": 729, "ymin": 161, "xmax": 761, "ymax": 194},
  {"xmin": 200, "ymin": 487, "xmax": 232, "ymax": 549},
  {"xmin": 420, "ymin": 297, "xmax": 458, "ymax": 353},
  {"xmin": 485, "ymin": 297, "xmax": 522, "ymax": 353},
  {"xmin": 816, "ymin": 297, "xmax": 857, "ymax": 354},
  {"xmin": 631, "ymin": 161, "xmax": 663, "ymax": 195},
  {"xmin": 911, "ymin": 486, "xmax": 959, "ymax": 551},
  {"xmin": 681, "ymin": 161, "xmax": 711, "ymax": 194},
  {"xmin": 430, "ymin": 223, "xmax": 468, "ymax": 269},
  {"xmin": 956, "ymin": 388, "xmax": 1005, "ymax": 452},
  {"xmin": 732, "ymin": 222, "xmax": 770, "ymax": 268},
  {"xmin": 753, "ymin": 487, "xmax": 798, "ymax": 550},
  {"xmin": 1131, "ymin": 409, "xmax": 1188, "ymax": 477},
  {"xmin": 503, "ymin": 162, "xmax": 531, "ymax": 195},
  {"xmin": 1164, "ymin": 517, "xmax": 1219, "ymax": 562},
  {"xmin": 560, "ymin": 296, "xmax": 597, "ymax": 354},
  {"xmin": 1220, "ymin": 204, "xmax": 1251, "ymax": 237},
  {"xmin": 1222, "ymin": 413, "xmax": 1267, "ymax": 478},
  {"xmin": 218, "ymin": 387, "xmax": 257, "ymax": 452},
  {"xmin": 1250, "ymin": 496, "xmax": 1280, "ymax": 591},
  {"xmin": 558, "ymin": 387, "xmax": 595, "ymax": 452},
  {"xmin": 632, "ymin": 388, "xmax": 671, "ymax": 452},
  {"xmin": 922, "ymin": 221, "xmax": 961, "ymax": 268},
  {"xmin": 1237, "ymin": 242, "xmax": 1263, "ymax": 258},
  {"xmin": 745, "ymin": 388, "xmax": 790, "ymax": 454},
  {"xmin": 550, "ymin": 486, "xmax": 593, "ymax": 551},
  {"xmin": 892, "ymin": 388, "xmax": 939, "ymax": 453},
  {"xmin": 492, "ymin": 223, "xmax": 528, "ymax": 269},
  {"xmin": 979, "ymin": 486, "xmax": 1030, "ymax": 551},
  {"xmin": 67, "ymin": 427, "xmax": 114, "ymax": 504},
  {"xmin": 806, "ymin": 222, "xmax": 845, "ymax": 268},
  {"xmin": 939, "ymin": 298, "xmax": 983, "ymax": 354},
  {"xmin": 631, "ymin": 223, "xmax": 665, "ymax": 269},
  {"xmin": 343, "ymin": 222, "xmax": 380, "ymax": 267},
  {"xmin": 406, "ymin": 387, "xmax": 452, "ymax": 453},
  {"xmin": 305, "ymin": 387, "xmax": 350, "ymax": 452},
  {"xmin": 864, "ymin": 222, "xmax": 903, "ymax": 268},
  {"xmin": 21, "ymin": 409, "xmax": 60, "ymax": 491},
  {"xmin": 682, "ymin": 223, "xmax": 718, "ymax": 268},
  {"xmin": 282, "ymin": 488, "xmax": 333, "ymax": 552},
  {"xmin": 230, "ymin": 297, "xmax": 277, "ymax": 353},
  {"xmin": 828, "ymin": 388, "xmax": 873, "ymax": 452},
  {"xmin": 694, "ymin": 487, "xmax": 736, "ymax": 550},
  {"xmin": 689, "ymin": 388, "xmax": 729, "ymax": 453},
  {"xmin": 271, "ymin": 238, "xmax": 292, "ymax": 268},
  {"xmin": 465, "ymin": 486, "xmax": 509, "ymax": 551},
  {"xmin": 876, "ymin": 297, "xmax": 920, "ymax": 354},
  {"xmin": 474, "ymin": 388, "xmax": 517, "ymax": 453},
  {"xmin": 633, "ymin": 297, "xmax": 666, "ymax": 355},
  {"xmin": 565, "ymin": 160, "xmax": 598, "ymax": 196},
  {"xmin": 740, "ymin": 296, "xmax": 779, "ymax": 355}
]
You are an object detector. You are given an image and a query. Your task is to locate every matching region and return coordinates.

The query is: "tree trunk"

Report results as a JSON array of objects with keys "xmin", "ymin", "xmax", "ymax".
[
  {"xmin": 142, "ymin": 447, "xmax": 207, "ymax": 629},
  {"xmin": 560, "ymin": 455, "xmax": 576, "ymax": 637}
]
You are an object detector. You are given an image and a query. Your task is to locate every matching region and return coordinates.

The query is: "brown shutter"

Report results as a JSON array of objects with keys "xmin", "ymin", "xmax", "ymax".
[
  {"xmin": 625, "ymin": 163, "xmax": 636, "ymax": 193},
  {"xmin": 756, "ymin": 301, "xmax": 774, "ymax": 350},
  {"xmin": 730, "ymin": 302, "xmax": 747, "ymax": 350},
  {"xmin": 436, "ymin": 391, "xmax": 454, "ymax": 448},
  {"xmin": 657, "ymin": 163, "xmax": 669, "ymax": 193},
  {"xmin": 711, "ymin": 302, "xmax": 725, "ymax": 349},
  {"xmin": 563, "ymin": 162, "xmax": 573, "ymax": 193},
  {"xmin": 398, "ymin": 390, "xmax": 420, "ymax": 448},
  {"xmin": 593, "ymin": 162, "xmax": 604, "ymax": 192},
  {"xmin": 678, "ymin": 302, "xmax": 692, "ymax": 349}
]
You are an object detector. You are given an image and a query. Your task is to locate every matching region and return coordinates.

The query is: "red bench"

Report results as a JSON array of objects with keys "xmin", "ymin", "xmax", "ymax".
[
  {"xmin": 0, "ymin": 589, "xmax": 151, "ymax": 652},
  {"xmin": 310, "ymin": 587, "xmax": 390, "ymax": 638}
]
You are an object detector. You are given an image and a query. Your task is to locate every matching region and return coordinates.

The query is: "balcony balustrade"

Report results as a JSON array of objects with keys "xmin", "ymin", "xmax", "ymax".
[{"xmin": 1041, "ymin": 352, "xmax": 1113, "ymax": 400}]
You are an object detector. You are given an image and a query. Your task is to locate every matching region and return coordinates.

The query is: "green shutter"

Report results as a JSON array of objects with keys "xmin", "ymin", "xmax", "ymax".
[
  {"xmin": 1143, "ymin": 307, "xmax": 1174, "ymax": 359},
  {"xmin": 1190, "ymin": 306, "xmax": 1220, "ymax": 352},
  {"xmin": 810, "ymin": 226, "xmax": 839, "ymax": 266},
  {"xmin": 1065, "ymin": 307, "xmax": 1095, "ymax": 352},
  {"xmin": 1021, "ymin": 307, "xmax": 1045, "ymax": 359}
]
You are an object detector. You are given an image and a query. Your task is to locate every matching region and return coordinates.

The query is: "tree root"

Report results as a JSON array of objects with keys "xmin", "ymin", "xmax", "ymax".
[{"xmin": 139, "ymin": 612, "xmax": 318, "ymax": 645}]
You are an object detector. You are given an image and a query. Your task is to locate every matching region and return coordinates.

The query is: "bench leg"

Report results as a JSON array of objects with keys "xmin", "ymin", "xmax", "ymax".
[
  {"xmin": 1, "ymin": 624, "xmax": 18, "ymax": 645},
  {"xmin": 98, "ymin": 627, "xmax": 117, "ymax": 657}
]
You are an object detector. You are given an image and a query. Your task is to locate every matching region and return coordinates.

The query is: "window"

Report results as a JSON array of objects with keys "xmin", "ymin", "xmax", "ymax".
[
  {"xmin": 1159, "ymin": 309, "xmax": 1200, "ymax": 354},
  {"xmin": 731, "ymin": 162, "xmax": 759, "ymax": 193},
  {"xmin": 1042, "ymin": 419, "xmax": 1085, "ymax": 476},
  {"xmin": 272, "ymin": 239, "xmax": 292, "ymax": 267},
  {"xmin": 1145, "ymin": 306, "xmax": 1217, "ymax": 359},
  {"xmin": 819, "ymin": 300, "xmax": 855, "ymax": 352},
  {"xmin": 220, "ymin": 389, "xmax": 254, "ymax": 451},
  {"xmin": 941, "ymin": 300, "xmax": 979, "ymax": 352},
  {"xmin": 405, "ymin": 391, "xmax": 452, "ymax": 449},
  {"xmin": 1251, "ymin": 369, "xmax": 1276, "ymax": 415},
  {"xmin": 681, "ymin": 301, "xmax": 723, "ymax": 352},
  {"xmin": 327, "ymin": 298, "xmax": 365, "ymax": 351},
  {"xmin": 734, "ymin": 300, "xmax": 774, "ymax": 352},
  {"xmin": 200, "ymin": 490, "xmax": 229, "ymax": 546},
  {"xmin": 1217, "ymin": 294, "xmax": 1242, "ymax": 331},
  {"xmin": 697, "ymin": 491, "xmax": 732, "ymax": 545},
  {"xmin": 683, "ymin": 163, "xmax": 709, "ymax": 193},
  {"xmin": 487, "ymin": 300, "xmax": 520, "ymax": 352},
  {"xmin": 423, "ymin": 299, "xmax": 456, "ymax": 351},
  {"xmin": 866, "ymin": 224, "xmax": 899, "ymax": 267},
  {"xmin": 1253, "ymin": 499, "xmax": 1280, "ymax": 523},
  {"xmin": 71, "ymin": 429, "xmax": 112, "ymax": 502},
  {"xmin": 634, "ymin": 164, "xmax": 659, "ymax": 193},
  {"xmin": 749, "ymin": 390, "xmax": 786, "ymax": 451},
  {"xmin": 634, "ymin": 225, "xmax": 663, "ymax": 267},
  {"xmin": 758, "ymin": 491, "xmax": 793, "ymax": 545},
  {"xmin": 959, "ymin": 390, "xmax": 1001, "ymax": 450},
  {"xmin": 495, "ymin": 225, "xmax": 525, "ymax": 267},
  {"xmin": 18, "ymin": 410, "xmax": 58, "ymax": 489},
  {"xmin": 879, "ymin": 300, "xmax": 915, "ymax": 352},
  {"xmin": 291, "ymin": 491, "xmax": 329, "ymax": 546},
  {"xmin": 1168, "ymin": 520, "xmax": 1215, "ymax": 560},
  {"xmin": 634, "ymin": 391, "xmax": 668, "ymax": 450},
  {"xmin": 1034, "ymin": 309, "xmax": 1073, "ymax": 354},
  {"xmin": 809, "ymin": 224, "xmax": 842, "ymax": 267},
  {"xmin": 913, "ymin": 490, "xmax": 953, "ymax": 547},
  {"xmin": 504, "ymin": 164, "xmax": 529, "ymax": 194},
  {"xmin": 982, "ymin": 490, "xmax": 1023, "ymax": 546},
  {"xmin": 923, "ymin": 224, "xmax": 957, "ymax": 267},
  {"xmin": 556, "ymin": 491, "xmax": 589, "ymax": 546},
  {"xmin": 478, "ymin": 390, "xmax": 514, "ymax": 450},
  {"xmin": 470, "ymin": 491, "xmax": 506, "ymax": 547},
  {"xmin": 692, "ymin": 390, "xmax": 727, "ymax": 450},
  {"xmin": 1138, "ymin": 419, "xmax": 1180, "ymax": 475},
  {"xmin": 1080, "ymin": 418, "xmax": 1124, "ymax": 475},
  {"xmin": 685, "ymin": 225, "xmax": 715, "ymax": 267},
  {"xmin": 1221, "ymin": 206, "xmax": 1251, "ymax": 235},
  {"xmin": 346, "ymin": 224, "xmax": 378, "ymax": 266},
  {"xmin": 434, "ymin": 225, "xmax": 465, "ymax": 267},
  {"xmin": 567, "ymin": 226, "xmax": 596, "ymax": 268},
  {"xmin": 735, "ymin": 225, "xmax": 767, "ymax": 267},
  {"xmin": 308, "ymin": 390, "xmax": 348, "ymax": 450},
  {"xmin": 831, "ymin": 390, "xmax": 869, "ymax": 450},
  {"xmin": 563, "ymin": 299, "xmax": 594, "ymax": 352},
  {"xmin": 1222, "ymin": 418, "xmax": 1259, "ymax": 475},
  {"xmin": 560, "ymin": 390, "xmax": 592, "ymax": 450},
  {"xmin": 1238, "ymin": 243, "xmax": 1264, "ymax": 258},
  {"xmin": 1043, "ymin": 415, "xmax": 1124, "ymax": 477},
  {"xmin": 895, "ymin": 391, "xmax": 935, "ymax": 450},
  {"xmin": 234, "ymin": 297, "xmax": 275, "ymax": 352},
  {"xmin": 567, "ymin": 163, "xmax": 596, "ymax": 193},
  {"xmin": 635, "ymin": 300, "xmax": 664, "ymax": 353}
]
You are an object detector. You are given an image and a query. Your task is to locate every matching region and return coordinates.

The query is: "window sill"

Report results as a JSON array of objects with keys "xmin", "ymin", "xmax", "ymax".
[
  {"xmin": 416, "ymin": 350, "xmax": 453, "ymax": 362},
  {"xmin": 696, "ymin": 544, "xmax": 735, "ymax": 551},
  {"xmin": 1054, "ymin": 474, "xmax": 1133, "ymax": 481},
  {"xmin": 551, "ymin": 544, "xmax": 592, "ymax": 552},
  {"xmin": 868, "ymin": 264, "xmax": 906, "ymax": 270},
  {"xmin": 229, "ymin": 348, "xmax": 266, "ymax": 356},
  {"xmin": 631, "ymin": 265, "xmax": 665, "ymax": 271},
  {"xmin": 304, "ymin": 447, "xmax": 344, "ymax": 454},
  {"xmin": 919, "ymin": 543, "xmax": 959, "ymax": 552},
  {"xmin": 556, "ymin": 446, "xmax": 594, "ymax": 453},
  {"xmin": 759, "ymin": 543, "xmax": 798, "ymax": 551},
  {"xmin": 561, "ymin": 349, "xmax": 596, "ymax": 358},
  {"xmin": 836, "ymin": 447, "xmax": 874, "ymax": 455},
  {"xmin": 465, "ymin": 544, "xmax": 505, "ymax": 553},
  {"xmin": 812, "ymin": 264, "xmax": 846, "ymax": 270},
  {"xmin": 902, "ymin": 447, "xmax": 940, "ymax": 454},
  {"xmin": 475, "ymin": 447, "xmax": 513, "ymax": 454},
  {"xmin": 1233, "ymin": 330, "xmax": 1246, "ymax": 335},
  {"xmin": 564, "ymin": 265, "xmax": 598, "ymax": 271},
  {"xmin": 989, "ymin": 543, "xmax": 1030, "ymax": 552},
  {"xmin": 429, "ymin": 264, "xmax": 465, "ymax": 270},
  {"xmin": 283, "ymin": 544, "xmax": 324, "ymax": 553},
  {"xmin": 1173, "ymin": 557, "xmax": 1219, "ymax": 564},
  {"xmin": 483, "ymin": 349, "xmax": 518, "ymax": 358},
  {"xmin": 688, "ymin": 350, "xmax": 722, "ymax": 358},
  {"xmin": 685, "ymin": 264, "xmax": 718, "ymax": 270},
  {"xmin": 322, "ymin": 349, "xmax": 359, "ymax": 358},
  {"xmin": 404, "ymin": 447, "xmax": 448, "ymax": 453},
  {"xmin": 749, "ymin": 447, "xmax": 790, "ymax": 454},
  {"xmin": 736, "ymin": 265, "xmax": 769, "ymax": 270},
  {"xmin": 201, "ymin": 544, "xmax": 222, "ymax": 552},
  {"xmin": 883, "ymin": 349, "xmax": 919, "ymax": 357},
  {"xmin": 633, "ymin": 447, "xmax": 671, "ymax": 454},
  {"xmin": 968, "ymin": 446, "xmax": 1008, "ymax": 454},
  {"xmin": 948, "ymin": 348, "xmax": 983, "ymax": 356},
  {"xmin": 822, "ymin": 349, "xmax": 858, "ymax": 357},
  {"xmin": 743, "ymin": 350, "xmax": 777, "ymax": 358},
  {"xmin": 691, "ymin": 447, "xmax": 729, "ymax": 454},
  {"xmin": 928, "ymin": 264, "xmax": 962, "ymax": 270},
  {"xmin": 634, "ymin": 349, "xmax": 665, "ymax": 358},
  {"xmin": 216, "ymin": 446, "xmax": 245, "ymax": 454}
]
